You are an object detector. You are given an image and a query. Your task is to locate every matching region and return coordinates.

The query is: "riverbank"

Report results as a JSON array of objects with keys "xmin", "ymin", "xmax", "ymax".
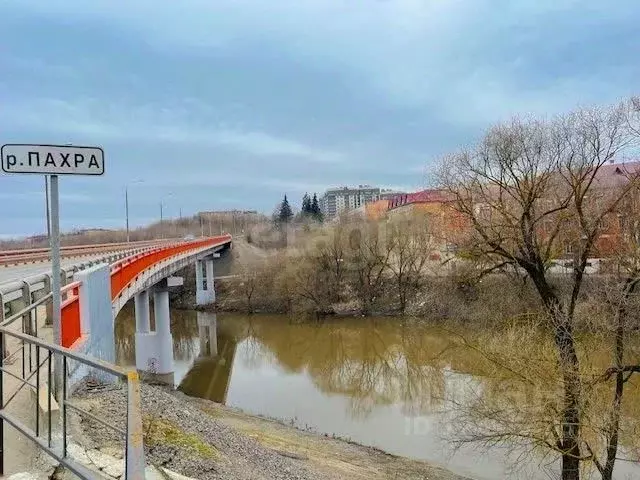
[
  {"xmin": 169, "ymin": 237, "xmax": 546, "ymax": 323},
  {"xmin": 71, "ymin": 382, "xmax": 472, "ymax": 480}
]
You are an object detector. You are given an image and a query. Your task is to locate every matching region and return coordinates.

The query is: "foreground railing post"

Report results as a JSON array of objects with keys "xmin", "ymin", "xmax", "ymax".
[
  {"xmin": 62, "ymin": 356, "xmax": 67, "ymax": 458},
  {"xmin": 0, "ymin": 331, "xmax": 4, "ymax": 476},
  {"xmin": 126, "ymin": 371, "xmax": 145, "ymax": 479},
  {"xmin": 36, "ymin": 345, "xmax": 40, "ymax": 437},
  {"xmin": 48, "ymin": 350, "xmax": 52, "ymax": 448}
]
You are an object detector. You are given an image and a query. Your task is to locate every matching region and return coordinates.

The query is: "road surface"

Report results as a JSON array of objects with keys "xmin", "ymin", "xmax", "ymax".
[{"xmin": 0, "ymin": 251, "xmax": 130, "ymax": 285}]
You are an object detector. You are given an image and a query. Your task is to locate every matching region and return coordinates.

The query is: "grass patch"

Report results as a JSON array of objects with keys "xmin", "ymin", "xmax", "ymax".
[{"xmin": 144, "ymin": 416, "xmax": 218, "ymax": 459}]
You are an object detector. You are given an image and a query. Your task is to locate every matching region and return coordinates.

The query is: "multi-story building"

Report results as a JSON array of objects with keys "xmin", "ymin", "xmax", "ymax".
[{"xmin": 320, "ymin": 185, "xmax": 381, "ymax": 218}]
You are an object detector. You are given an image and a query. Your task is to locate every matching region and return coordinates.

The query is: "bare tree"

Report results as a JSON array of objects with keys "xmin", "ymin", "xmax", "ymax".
[
  {"xmin": 345, "ymin": 220, "xmax": 393, "ymax": 315},
  {"xmin": 237, "ymin": 263, "xmax": 258, "ymax": 313},
  {"xmin": 438, "ymin": 100, "xmax": 640, "ymax": 480},
  {"xmin": 293, "ymin": 254, "xmax": 334, "ymax": 315},
  {"xmin": 387, "ymin": 210, "xmax": 433, "ymax": 314},
  {"xmin": 315, "ymin": 222, "xmax": 347, "ymax": 303}
]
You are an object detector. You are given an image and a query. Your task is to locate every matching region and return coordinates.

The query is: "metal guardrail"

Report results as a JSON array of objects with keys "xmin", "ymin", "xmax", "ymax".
[
  {"xmin": 0, "ymin": 244, "xmax": 164, "ymax": 323},
  {"xmin": 0, "ymin": 239, "xmax": 177, "ymax": 266},
  {"xmin": 0, "ymin": 324, "xmax": 145, "ymax": 478}
]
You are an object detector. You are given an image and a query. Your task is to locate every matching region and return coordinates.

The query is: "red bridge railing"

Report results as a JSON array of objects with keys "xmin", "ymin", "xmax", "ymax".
[
  {"xmin": 61, "ymin": 281, "xmax": 81, "ymax": 348},
  {"xmin": 60, "ymin": 235, "xmax": 231, "ymax": 348}
]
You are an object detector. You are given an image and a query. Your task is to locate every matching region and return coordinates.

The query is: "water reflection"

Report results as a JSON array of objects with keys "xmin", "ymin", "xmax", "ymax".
[
  {"xmin": 179, "ymin": 314, "xmax": 238, "ymax": 403},
  {"xmin": 115, "ymin": 305, "xmax": 202, "ymax": 380},
  {"xmin": 113, "ymin": 310, "xmax": 640, "ymax": 480},
  {"xmin": 237, "ymin": 317, "xmax": 453, "ymax": 418}
]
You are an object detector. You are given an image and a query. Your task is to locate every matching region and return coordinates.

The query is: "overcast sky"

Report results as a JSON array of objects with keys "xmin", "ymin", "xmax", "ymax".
[{"xmin": 1, "ymin": 0, "xmax": 639, "ymax": 237}]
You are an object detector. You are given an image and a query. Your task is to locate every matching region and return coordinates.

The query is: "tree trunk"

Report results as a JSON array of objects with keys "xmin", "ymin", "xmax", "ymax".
[
  {"xmin": 602, "ymin": 372, "xmax": 623, "ymax": 480},
  {"xmin": 526, "ymin": 268, "xmax": 583, "ymax": 480},
  {"xmin": 601, "ymin": 279, "xmax": 636, "ymax": 480},
  {"xmin": 555, "ymin": 319, "xmax": 582, "ymax": 480}
]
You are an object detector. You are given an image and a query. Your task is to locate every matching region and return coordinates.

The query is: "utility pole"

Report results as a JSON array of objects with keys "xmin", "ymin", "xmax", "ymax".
[
  {"xmin": 160, "ymin": 202, "xmax": 163, "ymax": 239},
  {"xmin": 125, "ymin": 186, "xmax": 130, "ymax": 242}
]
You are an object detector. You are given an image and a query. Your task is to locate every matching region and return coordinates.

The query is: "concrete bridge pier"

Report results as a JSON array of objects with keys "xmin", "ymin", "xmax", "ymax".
[
  {"xmin": 134, "ymin": 277, "xmax": 182, "ymax": 384},
  {"xmin": 134, "ymin": 290, "xmax": 150, "ymax": 333},
  {"xmin": 196, "ymin": 255, "xmax": 218, "ymax": 306},
  {"xmin": 152, "ymin": 287, "xmax": 174, "ymax": 378},
  {"xmin": 134, "ymin": 290, "xmax": 153, "ymax": 372}
]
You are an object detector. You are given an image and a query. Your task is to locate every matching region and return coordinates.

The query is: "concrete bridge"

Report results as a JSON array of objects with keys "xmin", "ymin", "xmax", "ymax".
[{"xmin": 0, "ymin": 235, "xmax": 232, "ymax": 478}]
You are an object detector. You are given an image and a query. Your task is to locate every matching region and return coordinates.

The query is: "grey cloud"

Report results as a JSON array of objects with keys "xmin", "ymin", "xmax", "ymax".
[{"xmin": 3, "ymin": 97, "xmax": 348, "ymax": 164}]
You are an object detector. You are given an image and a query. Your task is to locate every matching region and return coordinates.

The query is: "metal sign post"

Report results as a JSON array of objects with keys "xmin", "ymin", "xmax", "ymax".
[
  {"xmin": 49, "ymin": 175, "xmax": 61, "ymax": 381},
  {"xmin": 1, "ymin": 144, "xmax": 104, "ymax": 404}
]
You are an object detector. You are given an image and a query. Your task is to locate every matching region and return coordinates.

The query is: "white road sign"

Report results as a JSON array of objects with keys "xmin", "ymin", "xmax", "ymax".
[{"xmin": 1, "ymin": 144, "xmax": 104, "ymax": 175}]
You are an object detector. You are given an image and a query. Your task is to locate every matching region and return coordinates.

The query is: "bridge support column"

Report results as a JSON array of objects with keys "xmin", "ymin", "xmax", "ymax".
[
  {"xmin": 196, "ymin": 257, "xmax": 216, "ymax": 305},
  {"xmin": 153, "ymin": 288, "xmax": 174, "ymax": 376},
  {"xmin": 195, "ymin": 259, "xmax": 204, "ymax": 301},
  {"xmin": 134, "ymin": 286, "xmax": 174, "ymax": 383},
  {"xmin": 206, "ymin": 259, "xmax": 215, "ymax": 303},
  {"xmin": 134, "ymin": 290, "xmax": 150, "ymax": 333},
  {"xmin": 134, "ymin": 290, "xmax": 152, "ymax": 373}
]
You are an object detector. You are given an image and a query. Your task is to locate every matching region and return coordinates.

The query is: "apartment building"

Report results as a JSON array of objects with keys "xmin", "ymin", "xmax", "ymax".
[{"xmin": 320, "ymin": 185, "xmax": 381, "ymax": 218}]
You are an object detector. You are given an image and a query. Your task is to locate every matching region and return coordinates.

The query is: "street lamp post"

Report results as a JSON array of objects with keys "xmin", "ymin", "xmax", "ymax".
[
  {"xmin": 125, "ymin": 186, "xmax": 130, "ymax": 242},
  {"xmin": 160, "ymin": 193, "xmax": 174, "ymax": 239}
]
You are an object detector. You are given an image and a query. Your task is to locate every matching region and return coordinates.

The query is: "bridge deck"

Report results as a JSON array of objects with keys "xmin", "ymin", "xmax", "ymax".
[{"xmin": 0, "ymin": 252, "xmax": 129, "ymax": 285}]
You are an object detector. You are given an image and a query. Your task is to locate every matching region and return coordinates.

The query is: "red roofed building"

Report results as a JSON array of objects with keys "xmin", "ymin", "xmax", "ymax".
[
  {"xmin": 385, "ymin": 188, "xmax": 469, "ymax": 250},
  {"xmin": 588, "ymin": 161, "xmax": 640, "ymax": 259}
]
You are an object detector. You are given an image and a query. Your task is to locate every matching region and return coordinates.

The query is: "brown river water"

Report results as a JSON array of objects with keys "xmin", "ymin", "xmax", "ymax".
[{"xmin": 114, "ymin": 308, "xmax": 640, "ymax": 480}]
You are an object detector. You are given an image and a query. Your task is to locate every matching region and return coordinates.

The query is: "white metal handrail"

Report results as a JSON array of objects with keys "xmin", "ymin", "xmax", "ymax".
[{"xmin": 0, "ymin": 323, "xmax": 145, "ymax": 479}]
